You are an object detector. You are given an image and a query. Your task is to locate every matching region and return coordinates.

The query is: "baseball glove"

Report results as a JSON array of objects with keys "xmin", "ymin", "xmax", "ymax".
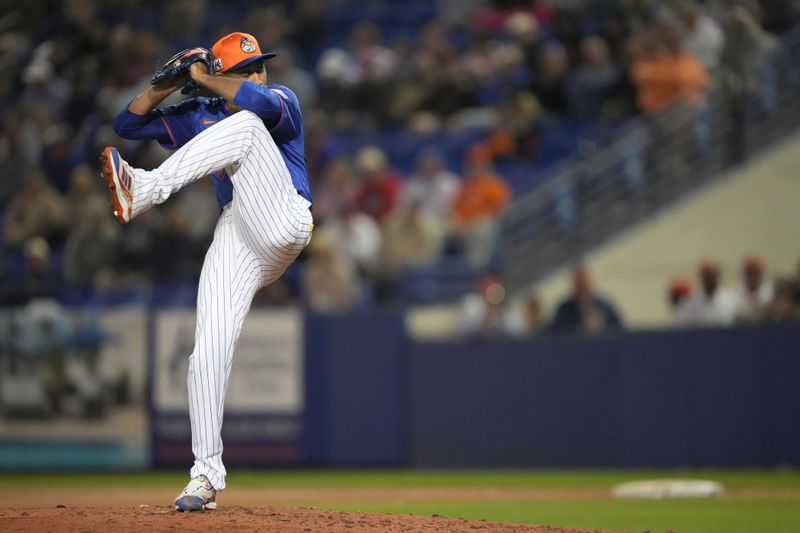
[{"xmin": 151, "ymin": 47, "xmax": 212, "ymax": 94}]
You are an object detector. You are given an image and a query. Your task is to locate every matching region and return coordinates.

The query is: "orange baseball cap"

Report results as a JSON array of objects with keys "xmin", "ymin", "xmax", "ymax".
[
  {"xmin": 668, "ymin": 276, "xmax": 693, "ymax": 299},
  {"xmin": 211, "ymin": 32, "xmax": 276, "ymax": 74}
]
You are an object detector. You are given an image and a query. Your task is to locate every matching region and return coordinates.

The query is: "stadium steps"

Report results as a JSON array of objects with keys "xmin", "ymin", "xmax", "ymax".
[{"xmin": 528, "ymin": 132, "xmax": 800, "ymax": 328}]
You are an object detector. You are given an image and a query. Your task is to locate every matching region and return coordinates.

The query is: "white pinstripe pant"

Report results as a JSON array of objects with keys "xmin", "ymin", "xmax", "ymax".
[{"xmin": 130, "ymin": 111, "xmax": 313, "ymax": 490}]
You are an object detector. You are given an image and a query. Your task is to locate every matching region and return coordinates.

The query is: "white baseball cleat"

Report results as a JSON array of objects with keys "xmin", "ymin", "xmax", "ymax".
[
  {"xmin": 174, "ymin": 474, "xmax": 217, "ymax": 511},
  {"xmin": 99, "ymin": 146, "xmax": 135, "ymax": 224}
]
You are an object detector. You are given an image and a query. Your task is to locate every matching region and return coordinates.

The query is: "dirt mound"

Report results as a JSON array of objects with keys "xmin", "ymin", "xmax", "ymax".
[{"xmin": 0, "ymin": 506, "xmax": 623, "ymax": 532}]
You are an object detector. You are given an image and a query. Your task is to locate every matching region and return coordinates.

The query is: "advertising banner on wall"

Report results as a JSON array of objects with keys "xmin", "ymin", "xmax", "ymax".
[
  {"xmin": 0, "ymin": 305, "xmax": 149, "ymax": 470},
  {"xmin": 150, "ymin": 308, "xmax": 305, "ymax": 467}
]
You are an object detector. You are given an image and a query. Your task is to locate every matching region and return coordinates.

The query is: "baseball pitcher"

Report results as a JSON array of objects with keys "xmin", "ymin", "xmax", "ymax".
[{"xmin": 100, "ymin": 32, "xmax": 313, "ymax": 511}]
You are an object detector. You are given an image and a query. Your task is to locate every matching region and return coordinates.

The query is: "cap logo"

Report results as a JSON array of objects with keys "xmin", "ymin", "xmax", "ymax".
[
  {"xmin": 213, "ymin": 58, "xmax": 223, "ymax": 72},
  {"xmin": 240, "ymin": 37, "xmax": 256, "ymax": 53}
]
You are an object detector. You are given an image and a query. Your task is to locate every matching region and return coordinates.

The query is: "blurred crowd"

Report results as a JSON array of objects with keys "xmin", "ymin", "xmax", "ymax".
[
  {"xmin": 0, "ymin": 0, "xmax": 795, "ymax": 313},
  {"xmin": 454, "ymin": 254, "xmax": 800, "ymax": 339},
  {"xmin": 454, "ymin": 265, "xmax": 622, "ymax": 339},
  {"xmin": 667, "ymin": 255, "xmax": 800, "ymax": 327}
]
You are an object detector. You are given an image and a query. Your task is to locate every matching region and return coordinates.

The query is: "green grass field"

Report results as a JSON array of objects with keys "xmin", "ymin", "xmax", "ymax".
[{"xmin": 2, "ymin": 469, "xmax": 799, "ymax": 533}]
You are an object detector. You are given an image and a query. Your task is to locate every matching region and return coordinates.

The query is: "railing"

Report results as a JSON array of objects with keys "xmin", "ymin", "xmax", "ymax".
[{"xmin": 501, "ymin": 24, "xmax": 800, "ymax": 292}]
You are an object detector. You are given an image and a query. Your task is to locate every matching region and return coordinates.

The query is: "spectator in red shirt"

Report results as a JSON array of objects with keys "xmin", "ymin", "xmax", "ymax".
[{"xmin": 353, "ymin": 146, "xmax": 403, "ymax": 223}]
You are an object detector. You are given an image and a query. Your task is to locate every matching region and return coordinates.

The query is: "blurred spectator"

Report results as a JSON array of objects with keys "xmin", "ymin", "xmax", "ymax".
[
  {"xmin": 312, "ymin": 157, "xmax": 358, "ymax": 223},
  {"xmin": 521, "ymin": 293, "xmax": 544, "ymax": 335},
  {"xmin": 567, "ymin": 36, "xmax": 620, "ymax": 120},
  {"xmin": 0, "ymin": 259, "xmax": 22, "ymax": 307},
  {"xmin": 388, "ymin": 21, "xmax": 465, "ymax": 120},
  {"xmin": 458, "ymin": 35, "xmax": 528, "ymax": 111},
  {"xmin": 40, "ymin": 124, "xmax": 74, "ymax": 192},
  {"xmin": 550, "ymin": 266, "xmax": 623, "ymax": 335},
  {"xmin": 303, "ymin": 113, "xmax": 345, "ymax": 183},
  {"xmin": 623, "ymin": 0, "xmax": 680, "ymax": 32},
  {"xmin": 315, "ymin": 47, "xmax": 359, "ymax": 114},
  {"xmin": 667, "ymin": 276, "xmax": 693, "ymax": 317},
  {"xmin": 493, "ymin": 91, "xmax": 543, "ymax": 159},
  {"xmin": 472, "ymin": 0, "xmax": 555, "ymax": 32},
  {"xmin": 762, "ymin": 277, "xmax": 800, "ymax": 323},
  {"xmin": 505, "ymin": 12, "xmax": 541, "ymax": 75},
  {"xmin": 268, "ymin": 47, "xmax": 318, "ymax": 110},
  {"xmin": 677, "ymin": 1, "xmax": 726, "ymax": 71},
  {"xmin": 18, "ymin": 237, "xmax": 60, "ymax": 304},
  {"xmin": 794, "ymin": 258, "xmax": 800, "ymax": 307},
  {"xmin": 399, "ymin": 149, "xmax": 460, "ymax": 225},
  {"xmin": 532, "ymin": 42, "xmax": 570, "ymax": 114},
  {"xmin": 318, "ymin": 22, "xmax": 398, "ymax": 121},
  {"xmin": 164, "ymin": 0, "xmax": 208, "ymax": 44},
  {"xmin": 4, "ymin": 168, "xmax": 68, "ymax": 248},
  {"xmin": 629, "ymin": 24, "xmax": 710, "ymax": 114},
  {"xmin": 552, "ymin": 9, "xmax": 585, "ymax": 64},
  {"xmin": 113, "ymin": 211, "xmax": 158, "ymax": 283},
  {"xmin": 438, "ymin": 0, "xmax": 485, "ymax": 26},
  {"xmin": 719, "ymin": 3, "xmax": 778, "ymax": 90},
  {"xmin": 455, "ymin": 275, "xmax": 527, "ymax": 339},
  {"xmin": 63, "ymin": 197, "xmax": 120, "ymax": 286},
  {"xmin": 65, "ymin": 164, "xmax": 105, "ymax": 221},
  {"xmin": 450, "ymin": 145, "xmax": 511, "ymax": 266},
  {"xmin": 379, "ymin": 201, "xmax": 445, "ymax": 278},
  {"xmin": 758, "ymin": 0, "xmax": 798, "ymax": 33},
  {"xmin": 602, "ymin": 10, "xmax": 633, "ymax": 62},
  {"xmin": 348, "ymin": 22, "xmax": 399, "ymax": 84},
  {"xmin": 106, "ymin": 26, "xmax": 160, "ymax": 88},
  {"xmin": 674, "ymin": 259, "xmax": 738, "ymax": 327},
  {"xmin": 289, "ymin": 0, "xmax": 328, "ymax": 59},
  {"xmin": 759, "ymin": 257, "xmax": 800, "ymax": 323},
  {"xmin": 733, "ymin": 254, "xmax": 773, "ymax": 322},
  {"xmin": 248, "ymin": 5, "xmax": 295, "ymax": 53},
  {"xmin": 353, "ymin": 146, "xmax": 403, "ymax": 223},
  {"xmin": 301, "ymin": 229, "xmax": 359, "ymax": 313},
  {"xmin": 20, "ymin": 43, "xmax": 71, "ymax": 124},
  {"xmin": 15, "ymin": 106, "xmax": 49, "ymax": 166},
  {"xmin": 326, "ymin": 207, "xmax": 383, "ymax": 275},
  {"xmin": 0, "ymin": 120, "xmax": 32, "ymax": 207},
  {"xmin": 150, "ymin": 207, "xmax": 201, "ymax": 283}
]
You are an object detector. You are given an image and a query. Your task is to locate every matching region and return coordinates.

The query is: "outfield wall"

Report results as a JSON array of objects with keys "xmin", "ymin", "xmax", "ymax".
[
  {"xmin": 5, "ymin": 309, "xmax": 797, "ymax": 470},
  {"xmin": 303, "ymin": 317, "xmax": 800, "ymax": 468}
]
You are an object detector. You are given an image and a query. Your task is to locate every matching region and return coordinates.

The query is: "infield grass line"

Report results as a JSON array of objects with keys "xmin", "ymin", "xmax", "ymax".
[{"xmin": 1, "ymin": 469, "xmax": 799, "ymax": 490}]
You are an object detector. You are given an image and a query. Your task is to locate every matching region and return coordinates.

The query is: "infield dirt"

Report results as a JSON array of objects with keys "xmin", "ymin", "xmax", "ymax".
[
  {"xmin": 0, "ymin": 505, "xmax": 629, "ymax": 533},
  {"xmin": 0, "ymin": 487, "xmax": 632, "ymax": 532}
]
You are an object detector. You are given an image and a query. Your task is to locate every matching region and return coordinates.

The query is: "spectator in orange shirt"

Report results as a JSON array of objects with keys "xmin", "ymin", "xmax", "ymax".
[
  {"xmin": 629, "ymin": 25, "xmax": 710, "ymax": 114},
  {"xmin": 453, "ymin": 144, "xmax": 511, "ymax": 224},
  {"xmin": 450, "ymin": 144, "xmax": 511, "ymax": 266}
]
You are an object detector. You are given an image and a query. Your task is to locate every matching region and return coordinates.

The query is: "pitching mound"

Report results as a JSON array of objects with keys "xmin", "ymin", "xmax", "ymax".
[{"xmin": 0, "ymin": 506, "xmax": 622, "ymax": 532}]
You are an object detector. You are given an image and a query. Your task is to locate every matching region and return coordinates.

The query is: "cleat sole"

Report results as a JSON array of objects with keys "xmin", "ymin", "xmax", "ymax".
[
  {"xmin": 175, "ymin": 495, "xmax": 206, "ymax": 512},
  {"xmin": 99, "ymin": 146, "xmax": 130, "ymax": 224}
]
